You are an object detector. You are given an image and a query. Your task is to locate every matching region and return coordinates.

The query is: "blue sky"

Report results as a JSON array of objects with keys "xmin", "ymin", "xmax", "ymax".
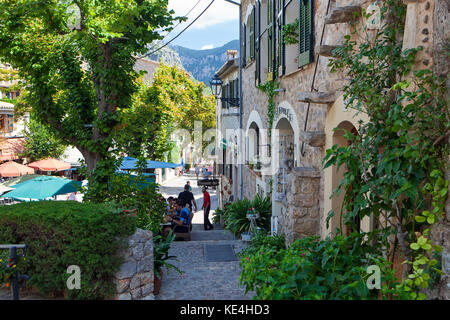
[{"xmin": 167, "ymin": 0, "xmax": 239, "ymax": 50}]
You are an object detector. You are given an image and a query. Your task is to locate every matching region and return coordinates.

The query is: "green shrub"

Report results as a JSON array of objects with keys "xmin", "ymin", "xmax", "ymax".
[
  {"xmin": 239, "ymin": 230, "xmax": 286, "ymax": 257},
  {"xmin": 239, "ymin": 233, "xmax": 405, "ymax": 300},
  {"xmin": 0, "ymin": 201, "xmax": 136, "ymax": 299},
  {"xmin": 223, "ymin": 195, "xmax": 271, "ymax": 237},
  {"xmin": 107, "ymin": 172, "xmax": 167, "ymax": 234},
  {"xmin": 153, "ymin": 230, "xmax": 181, "ymax": 278},
  {"xmin": 212, "ymin": 208, "xmax": 224, "ymax": 225}
]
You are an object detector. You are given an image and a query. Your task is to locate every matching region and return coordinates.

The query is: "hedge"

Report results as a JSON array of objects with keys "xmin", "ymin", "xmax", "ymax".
[{"xmin": 0, "ymin": 201, "xmax": 136, "ymax": 299}]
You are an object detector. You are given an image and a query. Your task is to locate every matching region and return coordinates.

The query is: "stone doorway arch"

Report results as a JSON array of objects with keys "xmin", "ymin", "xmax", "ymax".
[{"xmin": 323, "ymin": 95, "xmax": 371, "ymax": 238}]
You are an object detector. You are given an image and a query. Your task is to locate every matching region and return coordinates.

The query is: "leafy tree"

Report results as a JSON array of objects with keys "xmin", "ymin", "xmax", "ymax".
[
  {"xmin": 154, "ymin": 64, "xmax": 216, "ymax": 134},
  {"xmin": 117, "ymin": 78, "xmax": 175, "ymax": 161},
  {"xmin": 21, "ymin": 118, "xmax": 67, "ymax": 162},
  {"xmin": 0, "ymin": 64, "xmax": 21, "ymax": 107},
  {"xmin": 116, "ymin": 63, "xmax": 216, "ymax": 162},
  {"xmin": 0, "ymin": 0, "xmax": 181, "ymax": 201},
  {"xmin": 151, "ymin": 64, "xmax": 216, "ymax": 160}
]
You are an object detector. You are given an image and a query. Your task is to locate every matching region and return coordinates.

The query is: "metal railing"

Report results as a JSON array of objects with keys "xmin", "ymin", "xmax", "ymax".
[{"xmin": 0, "ymin": 244, "xmax": 30, "ymax": 300}]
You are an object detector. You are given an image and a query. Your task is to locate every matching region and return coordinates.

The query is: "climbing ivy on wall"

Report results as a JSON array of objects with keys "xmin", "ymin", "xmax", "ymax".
[
  {"xmin": 257, "ymin": 80, "xmax": 279, "ymax": 135},
  {"xmin": 323, "ymin": 0, "xmax": 449, "ymax": 299},
  {"xmin": 282, "ymin": 19, "xmax": 299, "ymax": 45}
]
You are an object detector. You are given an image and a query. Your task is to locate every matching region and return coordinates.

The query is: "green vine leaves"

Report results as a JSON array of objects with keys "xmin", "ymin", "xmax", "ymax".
[
  {"xmin": 257, "ymin": 80, "xmax": 280, "ymax": 135},
  {"xmin": 322, "ymin": 0, "xmax": 449, "ymax": 299}
]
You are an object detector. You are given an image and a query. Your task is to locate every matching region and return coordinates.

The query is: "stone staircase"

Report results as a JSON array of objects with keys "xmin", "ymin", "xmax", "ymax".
[{"xmin": 155, "ymin": 223, "xmax": 254, "ymax": 300}]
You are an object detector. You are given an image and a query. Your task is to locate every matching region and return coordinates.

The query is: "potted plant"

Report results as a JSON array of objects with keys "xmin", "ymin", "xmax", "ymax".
[{"xmin": 153, "ymin": 230, "xmax": 182, "ymax": 295}]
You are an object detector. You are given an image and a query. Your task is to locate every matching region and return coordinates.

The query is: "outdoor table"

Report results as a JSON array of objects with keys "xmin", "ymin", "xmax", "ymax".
[{"xmin": 160, "ymin": 222, "xmax": 172, "ymax": 227}]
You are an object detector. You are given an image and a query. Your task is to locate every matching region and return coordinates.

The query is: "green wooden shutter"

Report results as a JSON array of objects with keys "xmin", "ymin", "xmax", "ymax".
[
  {"xmin": 225, "ymin": 84, "xmax": 230, "ymax": 108},
  {"xmin": 235, "ymin": 79, "xmax": 239, "ymax": 103},
  {"xmin": 255, "ymin": 0, "xmax": 261, "ymax": 85},
  {"xmin": 249, "ymin": 7, "xmax": 255, "ymax": 60},
  {"xmin": 298, "ymin": 0, "xmax": 313, "ymax": 68},
  {"xmin": 277, "ymin": 0, "xmax": 285, "ymax": 76},
  {"xmin": 221, "ymin": 84, "xmax": 226, "ymax": 108},
  {"xmin": 242, "ymin": 24, "xmax": 247, "ymax": 68},
  {"xmin": 267, "ymin": 0, "xmax": 275, "ymax": 80}
]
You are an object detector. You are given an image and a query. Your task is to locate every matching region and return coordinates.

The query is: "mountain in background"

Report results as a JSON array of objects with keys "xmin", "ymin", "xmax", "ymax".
[
  {"xmin": 146, "ymin": 40, "xmax": 239, "ymax": 85},
  {"xmin": 145, "ymin": 40, "xmax": 184, "ymax": 69}
]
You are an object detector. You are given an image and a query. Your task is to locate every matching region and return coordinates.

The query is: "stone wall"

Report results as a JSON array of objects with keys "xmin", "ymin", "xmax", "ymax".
[
  {"xmin": 282, "ymin": 167, "xmax": 321, "ymax": 245},
  {"xmin": 240, "ymin": 0, "xmax": 368, "ymax": 234},
  {"xmin": 113, "ymin": 228, "xmax": 154, "ymax": 300}
]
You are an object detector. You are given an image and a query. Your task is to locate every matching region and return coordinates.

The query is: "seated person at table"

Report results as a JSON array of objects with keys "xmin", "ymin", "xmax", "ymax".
[
  {"xmin": 163, "ymin": 199, "xmax": 191, "ymax": 236},
  {"xmin": 166, "ymin": 196, "xmax": 177, "ymax": 215}
]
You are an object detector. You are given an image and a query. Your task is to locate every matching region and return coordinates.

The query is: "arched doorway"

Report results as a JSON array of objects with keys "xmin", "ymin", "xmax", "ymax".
[
  {"xmin": 330, "ymin": 121, "xmax": 360, "ymax": 236},
  {"xmin": 245, "ymin": 110, "xmax": 265, "ymax": 165},
  {"xmin": 248, "ymin": 122, "xmax": 260, "ymax": 163},
  {"xmin": 273, "ymin": 118, "xmax": 295, "ymax": 201},
  {"xmin": 323, "ymin": 95, "xmax": 371, "ymax": 239}
]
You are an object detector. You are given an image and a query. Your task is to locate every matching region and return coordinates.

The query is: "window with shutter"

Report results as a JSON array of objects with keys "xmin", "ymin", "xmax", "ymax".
[
  {"xmin": 221, "ymin": 84, "xmax": 226, "ymax": 108},
  {"xmin": 277, "ymin": 0, "xmax": 285, "ymax": 76},
  {"xmin": 249, "ymin": 7, "xmax": 255, "ymax": 60},
  {"xmin": 267, "ymin": 0, "xmax": 275, "ymax": 80},
  {"xmin": 242, "ymin": 24, "xmax": 247, "ymax": 68},
  {"xmin": 234, "ymin": 79, "xmax": 239, "ymax": 104},
  {"xmin": 298, "ymin": 0, "xmax": 313, "ymax": 68},
  {"xmin": 255, "ymin": 0, "xmax": 261, "ymax": 85}
]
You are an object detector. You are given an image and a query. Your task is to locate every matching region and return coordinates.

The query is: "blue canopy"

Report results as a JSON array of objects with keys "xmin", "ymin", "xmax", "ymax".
[{"xmin": 119, "ymin": 157, "xmax": 182, "ymax": 171}]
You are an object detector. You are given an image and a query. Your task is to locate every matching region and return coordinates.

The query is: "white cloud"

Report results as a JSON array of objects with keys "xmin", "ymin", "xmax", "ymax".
[
  {"xmin": 168, "ymin": 0, "xmax": 239, "ymax": 30},
  {"xmin": 200, "ymin": 44, "xmax": 214, "ymax": 50}
]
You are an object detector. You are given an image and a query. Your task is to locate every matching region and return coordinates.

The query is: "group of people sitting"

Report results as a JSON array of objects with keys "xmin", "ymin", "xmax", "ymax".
[{"xmin": 162, "ymin": 181, "xmax": 214, "ymax": 238}]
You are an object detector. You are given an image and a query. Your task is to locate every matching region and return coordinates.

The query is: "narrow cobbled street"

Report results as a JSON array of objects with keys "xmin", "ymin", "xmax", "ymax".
[{"xmin": 157, "ymin": 172, "xmax": 254, "ymax": 300}]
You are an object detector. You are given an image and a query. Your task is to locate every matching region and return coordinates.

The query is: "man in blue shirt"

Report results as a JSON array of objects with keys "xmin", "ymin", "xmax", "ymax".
[{"xmin": 164, "ymin": 199, "xmax": 191, "ymax": 236}]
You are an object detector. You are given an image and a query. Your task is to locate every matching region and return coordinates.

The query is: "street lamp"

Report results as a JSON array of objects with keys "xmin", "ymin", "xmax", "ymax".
[
  {"xmin": 209, "ymin": 74, "xmax": 223, "ymax": 97},
  {"xmin": 210, "ymin": 74, "xmax": 240, "ymax": 107}
]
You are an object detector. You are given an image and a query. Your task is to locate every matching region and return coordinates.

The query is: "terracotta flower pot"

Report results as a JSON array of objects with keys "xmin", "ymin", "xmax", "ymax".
[{"xmin": 153, "ymin": 270, "xmax": 163, "ymax": 295}]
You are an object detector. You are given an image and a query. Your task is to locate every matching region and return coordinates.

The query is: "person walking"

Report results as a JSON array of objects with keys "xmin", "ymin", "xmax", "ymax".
[
  {"xmin": 202, "ymin": 187, "xmax": 214, "ymax": 230},
  {"xmin": 202, "ymin": 166, "xmax": 208, "ymax": 179},
  {"xmin": 178, "ymin": 184, "xmax": 197, "ymax": 212},
  {"xmin": 186, "ymin": 181, "xmax": 193, "ymax": 192},
  {"xmin": 195, "ymin": 165, "xmax": 200, "ymax": 180}
]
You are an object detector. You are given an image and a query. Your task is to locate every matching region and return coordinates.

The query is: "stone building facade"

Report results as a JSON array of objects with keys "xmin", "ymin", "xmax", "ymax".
[
  {"xmin": 238, "ymin": 0, "xmax": 448, "ymax": 295},
  {"xmin": 214, "ymin": 51, "xmax": 241, "ymax": 209},
  {"xmin": 240, "ymin": 0, "xmax": 373, "ymax": 238}
]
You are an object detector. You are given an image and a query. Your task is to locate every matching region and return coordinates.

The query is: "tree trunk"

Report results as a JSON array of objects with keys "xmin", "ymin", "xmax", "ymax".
[{"xmin": 79, "ymin": 147, "xmax": 101, "ymax": 172}]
